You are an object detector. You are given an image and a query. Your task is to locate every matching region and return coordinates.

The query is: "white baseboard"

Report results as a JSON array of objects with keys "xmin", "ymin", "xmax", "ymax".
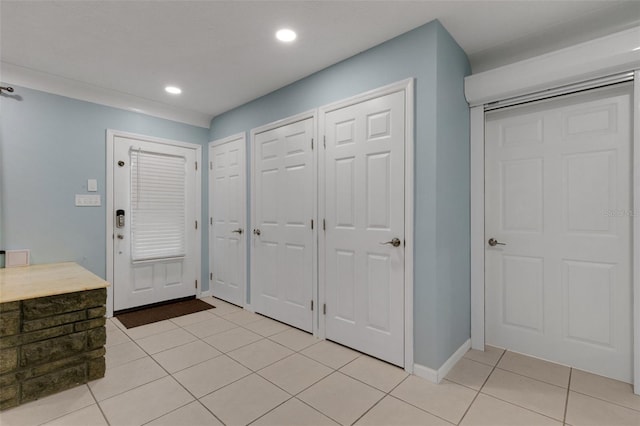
[
  {"xmin": 413, "ymin": 339, "xmax": 471, "ymax": 384},
  {"xmin": 198, "ymin": 290, "xmax": 212, "ymax": 298},
  {"xmin": 244, "ymin": 304, "xmax": 255, "ymax": 313}
]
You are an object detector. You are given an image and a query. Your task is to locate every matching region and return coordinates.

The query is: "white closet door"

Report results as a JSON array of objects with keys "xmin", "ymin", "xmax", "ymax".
[
  {"xmin": 323, "ymin": 90, "xmax": 405, "ymax": 366},
  {"xmin": 113, "ymin": 136, "xmax": 198, "ymax": 311},
  {"xmin": 209, "ymin": 135, "xmax": 246, "ymax": 306},
  {"xmin": 485, "ymin": 84, "xmax": 633, "ymax": 382},
  {"xmin": 252, "ymin": 117, "xmax": 314, "ymax": 332}
]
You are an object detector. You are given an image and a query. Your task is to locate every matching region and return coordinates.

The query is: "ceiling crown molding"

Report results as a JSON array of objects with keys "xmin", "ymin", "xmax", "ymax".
[{"xmin": 0, "ymin": 62, "xmax": 212, "ymax": 128}]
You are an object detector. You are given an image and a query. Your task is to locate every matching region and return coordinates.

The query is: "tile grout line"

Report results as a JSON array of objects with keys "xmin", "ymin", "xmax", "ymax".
[
  {"xmin": 349, "ymin": 373, "xmax": 412, "ymax": 426},
  {"xmin": 105, "ymin": 319, "xmax": 228, "ymax": 425},
  {"xmin": 86, "ymin": 385, "xmax": 112, "ymax": 426},
  {"xmin": 137, "ymin": 323, "xmax": 232, "ymax": 426},
  {"xmin": 491, "ymin": 365, "xmax": 570, "ymax": 390},
  {"xmin": 568, "ymin": 388, "xmax": 640, "ymax": 413},
  {"xmin": 456, "ymin": 348, "xmax": 507, "ymax": 425},
  {"xmin": 61, "ymin": 310, "xmax": 235, "ymax": 425},
  {"xmin": 563, "ymin": 368, "xmax": 573, "ymax": 425}
]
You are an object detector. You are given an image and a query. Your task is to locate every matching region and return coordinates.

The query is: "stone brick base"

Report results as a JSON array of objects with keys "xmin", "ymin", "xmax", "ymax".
[{"xmin": 0, "ymin": 288, "xmax": 106, "ymax": 410}]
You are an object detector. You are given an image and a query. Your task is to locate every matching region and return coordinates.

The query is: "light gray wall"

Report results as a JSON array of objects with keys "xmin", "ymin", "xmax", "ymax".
[
  {"xmin": 210, "ymin": 20, "xmax": 471, "ymax": 371},
  {"xmin": 0, "ymin": 87, "xmax": 210, "ymax": 284}
]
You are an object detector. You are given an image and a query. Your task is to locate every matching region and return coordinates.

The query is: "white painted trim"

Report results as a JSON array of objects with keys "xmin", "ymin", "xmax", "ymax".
[
  {"xmin": 106, "ymin": 131, "xmax": 115, "ymax": 318},
  {"xmin": 199, "ymin": 290, "xmax": 212, "ymax": 298},
  {"xmin": 317, "ymin": 78, "xmax": 415, "ymax": 372},
  {"xmin": 208, "ymin": 133, "xmax": 247, "ymax": 309},
  {"xmin": 244, "ymin": 304, "xmax": 255, "ymax": 313},
  {"xmin": 249, "ymin": 110, "xmax": 318, "ymax": 333},
  {"xmin": 414, "ymin": 339, "xmax": 471, "ymax": 384},
  {"xmin": 317, "ymin": 109, "xmax": 327, "ymax": 341},
  {"xmin": 2, "ymin": 62, "xmax": 211, "ymax": 128},
  {"xmin": 404, "ymin": 79, "xmax": 415, "ymax": 373},
  {"xmin": 105, "ymin": 129, "xmax": 203, "ymax": 317},
  {"xmin": 634, "ymin": 71, "xmax": 640, "ymax": 395},
  {"xmin": 470, "ymin": 106, "xmax": 485, "ymax": 351},
  {"xmin": 465, "ymin": 27, "xmax": 640, "ymax": 107},
  {"xmin": 250, "ymin": 109, "xmax": 318, "ymax": 136},
  {"xmin": 412, "ymin": 362, "xmax": 438, "ymax": 383},
  {"xmin": 470, "ymin": 76, "xmax": 639, "ymax": 389}
]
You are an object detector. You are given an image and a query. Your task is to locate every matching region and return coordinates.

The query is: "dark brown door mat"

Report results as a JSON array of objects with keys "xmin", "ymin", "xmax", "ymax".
[{"xmin": 116, "ymin": 298, "xmax": 215, "ymax": 329}]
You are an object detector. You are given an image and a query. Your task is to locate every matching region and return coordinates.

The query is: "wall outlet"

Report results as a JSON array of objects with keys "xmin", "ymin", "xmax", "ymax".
[{"xmin": 6, "ymin": 249, "xmax": 30, "ymax": 267}]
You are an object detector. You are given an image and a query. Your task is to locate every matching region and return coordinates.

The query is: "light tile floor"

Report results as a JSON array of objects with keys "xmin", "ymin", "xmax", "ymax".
[{"xmin": 2, "ymin": 297, "xmax": 639, "ymax": 426}]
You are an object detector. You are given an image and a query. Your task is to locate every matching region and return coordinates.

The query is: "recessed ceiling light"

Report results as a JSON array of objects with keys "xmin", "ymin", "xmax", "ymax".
[
  {"xmin": 276, "ymin": 28, "xmax": 297, "ymax": 43},
  {"xmin": 165, "ymin": 86, "xmax": 182, "ymax": 95}
]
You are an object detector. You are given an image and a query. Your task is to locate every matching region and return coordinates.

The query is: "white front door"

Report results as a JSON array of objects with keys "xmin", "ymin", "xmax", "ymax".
[
  {"xmin": 113, "ymin": 136, "xmax": 198, "ymax": 311},
  {"xmin": 209, "ymin": 135, "xmax": 246, "ymax": 306},
  {"xmin": 322, "ymin": 90, "xmax": 406, "ymax": 366},
  {"xmin": 485, "ymin": 84, "xmax": 633, "ymax": 382},
  {"xmin": 252, "ymin": 117, "xmax": 315, "ymax": 332}
]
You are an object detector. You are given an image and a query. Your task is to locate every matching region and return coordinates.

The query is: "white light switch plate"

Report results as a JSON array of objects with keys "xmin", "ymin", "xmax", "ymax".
[
  {"xmin": 75, "ymin": 194, "xmax": 101, "ymax": 206},
  {"xmin": 88, "ymin": 179, "xmax": 98, "ymax": 192}
]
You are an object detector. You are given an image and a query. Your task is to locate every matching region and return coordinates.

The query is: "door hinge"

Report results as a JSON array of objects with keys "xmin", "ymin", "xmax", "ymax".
[
  {"xmin": 323, "ymin": 135, "xmax": 326, "ymax": 148},
  {"xmin": 323, "ymin": 303, "xmax": 326, "ymax": 315},
  {"xmin": 323, "ymin": 219, "xmax": 326, "ymax": 231},
  {"xmin": 195, "ymin": 280, "xmax": 198, "ymax": 288},
  {"xmin": 195, "ymin": 220, "xmax": 198, "ymax": 230},
  {"xmin": 311, "ymin": 219, "xmax": 314, "ymax": 230},
  {"xmin": 209, "ymin": 161, "xmax": 212, "ymax": 170},
  {"xmin": 311, "ymin": 138, "xmax": 314, "ymax": 150},
  {"xmin": 210, "ymin": 217, "xmax": 213, "ymax": 225},
  {"xmin": 195, "ymin": 161, "xmax": 198, "ymax": 171},
  {"xmin": 311, "ymin": 300, "xmax": 314, "ymax": 311}
]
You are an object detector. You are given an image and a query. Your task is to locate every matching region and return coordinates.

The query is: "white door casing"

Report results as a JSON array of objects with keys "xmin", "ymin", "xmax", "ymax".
[
  {"xmin": 485, "ymin": 84, "xmax": 633, "ymax": 382},
  {"xmin": 209, "ymin": 134, "xmax": 246, "ymax": 306},
  {"xmin": 111, "ymin": 134, "xmax": 199, "ymax": 312},
  {"xmin": 321, "ymin": 89, "xmax": 406, "ymax": 367},
  {"xmin": 251, "ymin": 115, "xmax": 315, "ymax": 332}
]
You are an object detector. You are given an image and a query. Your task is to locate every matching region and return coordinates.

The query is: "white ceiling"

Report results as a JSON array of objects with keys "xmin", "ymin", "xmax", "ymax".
[{"xmin": 1, "ymin": 1, "xmax": 639, "ymax": 125}]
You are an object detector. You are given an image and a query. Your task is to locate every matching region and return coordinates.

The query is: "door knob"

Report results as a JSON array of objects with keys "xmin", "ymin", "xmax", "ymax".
[
  {"xmin": 488, "ymin": 238, "xmax": 506, "ymax": 247},
  {"xmin": 380, "ymin": 237, "xmax": 401, "ymax": 247},
  {"xmin": 253, "ymin": 229, "xmax": 261, "ymax": 236},
  {"xmin": 232, "ymin": 228, "xmax": 243, "ymax": 234}
]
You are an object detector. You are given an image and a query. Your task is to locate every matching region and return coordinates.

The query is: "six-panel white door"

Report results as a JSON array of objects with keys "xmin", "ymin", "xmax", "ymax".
[
  {"xmin": 252, "ymin": 118, "xmax": 315, "ymax": 332},
  {"xmin": 209, "ymin": 136, "xmax": 246, "ymax": 306},
  {"xmin": 113, "ymin": 136, "xmax": 198, "ymax": 311},
  {"xmin": 485, "ymin": 84, "xmax": 633, "ymax": 382},
  {"xmin": 322, "ymin": 90, "xmax": 405, "ymax": 366}
]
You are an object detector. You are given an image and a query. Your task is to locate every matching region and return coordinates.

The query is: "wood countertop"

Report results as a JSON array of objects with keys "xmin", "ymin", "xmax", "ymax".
[{"xmin": 0, "ymin": 262, "xmax": 109, "ymax": 303}]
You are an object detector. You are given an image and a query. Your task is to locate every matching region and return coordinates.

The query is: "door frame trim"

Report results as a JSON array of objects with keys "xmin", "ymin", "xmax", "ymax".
[
  {"xmin": 208, "ymin": 133, "xmax": 247, "ymax": 308},
  {"xmin": 249, "ymin": 110, "xmax": 318, "ymax": 334},
  {"xmin": 470, "ymin": 77, "xmax": 639, "ymax": 392},
  {"xmin": 317, "ymin": 78, "xmax": 415, "ymax": 372},
  {"xmin": 105, "ymin": 129, "xmax": 202, "ymax": 318}
]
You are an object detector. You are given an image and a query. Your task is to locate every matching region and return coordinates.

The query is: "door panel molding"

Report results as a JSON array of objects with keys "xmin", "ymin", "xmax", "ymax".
[
  {"xmin": 209, "ymin": 133, "xmax": 247, "ymax": 307},
  {"xmin": 250, "ymin": 110, "xmax": 317, "ymax": 333},
  {"xmin": 472, "ymin": 78, "xmax": 638, "ymax": 391},
  {"xmin": 106, "ymin": 129, "xmax": 202, "ymax": 317},
  {"xmin": 318, "ymin": 78, "xmax": 414, "ymax": 372}
]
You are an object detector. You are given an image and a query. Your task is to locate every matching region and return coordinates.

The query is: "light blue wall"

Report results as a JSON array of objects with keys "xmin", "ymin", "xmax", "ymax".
[
  {"xmin": 0, "ymin": 86, "xmax": 210, "ymax": 286},
  {"xmin": 432, "ymin": 25, "xmax": 472, "ymax": 368},
  {"xmin": 210, "ymin": 20, "xmax": 471, "ymax": 371}
]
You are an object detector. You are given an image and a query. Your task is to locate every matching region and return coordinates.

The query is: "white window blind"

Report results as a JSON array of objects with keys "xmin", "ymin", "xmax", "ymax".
[{"xmin": 130, "ymin": 149, "xmax": 186, "ymax": 261}]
